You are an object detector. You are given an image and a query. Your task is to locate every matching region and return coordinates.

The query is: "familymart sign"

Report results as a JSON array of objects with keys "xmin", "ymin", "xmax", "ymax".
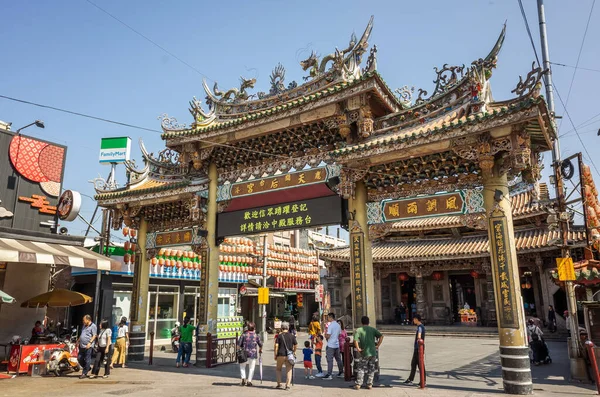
[{"xmin": 99, "ymin": 137, "xmax": 131, "ymax": 164}]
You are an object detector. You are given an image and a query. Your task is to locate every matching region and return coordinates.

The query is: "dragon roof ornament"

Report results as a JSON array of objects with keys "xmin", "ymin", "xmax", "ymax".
[
  {"xmin": 397, "ymin": 24, "xmax": 506, "ymax": 107},
  {"xmin": 300, "ymin": 15, "xmax": 374, "ymax": 82}
]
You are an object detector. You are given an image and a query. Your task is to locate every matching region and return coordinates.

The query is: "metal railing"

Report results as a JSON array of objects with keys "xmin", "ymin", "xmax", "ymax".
[{"xmin": 206, "ymin": 333, "xmax": 238, "ymax": 368}]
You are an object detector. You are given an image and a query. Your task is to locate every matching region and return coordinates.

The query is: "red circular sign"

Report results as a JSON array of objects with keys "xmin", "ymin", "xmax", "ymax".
[{"xmin": 239, "ymin": 286, "xmax": 247, "ymax": 295}]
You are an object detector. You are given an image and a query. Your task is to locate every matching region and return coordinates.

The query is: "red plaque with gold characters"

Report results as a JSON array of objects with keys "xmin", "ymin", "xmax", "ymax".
[{"xmin": 381, "ymin": 191, "xmax": 465, "ymax": 222}]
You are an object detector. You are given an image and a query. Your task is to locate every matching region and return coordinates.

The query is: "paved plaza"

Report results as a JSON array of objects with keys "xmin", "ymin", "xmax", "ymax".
[{"xmin": 1, "ymin": 334, "xmax": 596, "ymax": 396}]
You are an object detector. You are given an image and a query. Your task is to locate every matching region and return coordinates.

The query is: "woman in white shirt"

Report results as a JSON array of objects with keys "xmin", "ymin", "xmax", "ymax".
[
  {"xmin": 90, "ymin": 320, "xmax": 112, "ymax": 378},
  {"xmin": 111, "ymin": 317, "xmax": 129, "ymax": 368}
]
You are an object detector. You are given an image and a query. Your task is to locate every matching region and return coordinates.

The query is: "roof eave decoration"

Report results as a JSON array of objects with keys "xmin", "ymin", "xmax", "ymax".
[
  {"xmin": 94, "ymin": 138, "xmax": 199, "ymax": 199},
  {"xmin": 160, "ymin": 16, "xmax": 396, "ymax": 141}
]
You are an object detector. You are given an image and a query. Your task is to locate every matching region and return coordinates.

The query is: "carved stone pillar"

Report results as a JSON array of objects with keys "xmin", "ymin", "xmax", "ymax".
[
  {"xmin": 415, "ymin": 275, "xmax": 426, "ymax": 321},
  {"xmin": 481, "ymin": 157, "xmax": 531, "ymax": 394},
  {"xmin": 536, "ymin": 255, "xmax": 551, "ymax": 322},
  {"xmin": 375, "ymin": 270, "xmax": 383, "ymax": 322}
]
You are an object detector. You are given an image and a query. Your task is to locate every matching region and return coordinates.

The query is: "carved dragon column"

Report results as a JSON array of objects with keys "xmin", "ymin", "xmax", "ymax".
[{"xmin": 410, "ymin": 265, "xmax": 428, "ymax": 323}]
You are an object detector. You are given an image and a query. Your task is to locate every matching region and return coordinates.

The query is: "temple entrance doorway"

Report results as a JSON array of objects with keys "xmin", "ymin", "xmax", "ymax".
[
  {"xmin": 449, "ymin": 274, "xmax": 477, "ymax": 323},
  {"xmin": 400, "ymin": 277, "xmax": 416, "ymax": 322}
]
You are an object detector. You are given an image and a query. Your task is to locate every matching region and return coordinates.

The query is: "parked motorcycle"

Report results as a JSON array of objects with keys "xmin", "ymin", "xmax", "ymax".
[
  {"xmin": 46, "ymin": 328, "xmax": 80, "ymax": 376},
  {"xmin": 171, "ymin": 322, "xmax": 181, "ymax": 353}
]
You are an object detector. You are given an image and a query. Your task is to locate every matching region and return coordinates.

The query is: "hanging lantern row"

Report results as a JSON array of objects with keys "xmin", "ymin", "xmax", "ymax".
[
  {"xmin": 583, "ymin": 164, "xmax": 600, "ymax": 243},
  {"xmin": 219, "ymin": 264, "xmax": 258, "ymax": 274},
  {"xmin": 219, "ymin": 255, "xmax": 258, "ymax": 265},
  {"xmin": 274, "ymin": 275, "xmax": 318, "ymax": 290},
  {"xmin": 266, "ymin": 251, "xmax": 318, "ymax": 264},
  {"xmin": 149, "ymin": 249, "xmax": 201, "ymax": 270},
  {"xmin": 223, "ymin": 237, "xmax": 254, "ymax": 246},
  {"xmin": 122, "ymin": 241, "xmax": 138, "ymax": 265},
  {"xmin": 266, "ymin": 244, "xmax": 316, "ymax": 257},
  {"xmin": 122, "ymin": 227, "xmax": 137, "ymax": 238},
  {"xmin": 220, "ymin": 243, "xmax": 256, "ymax": 254}
]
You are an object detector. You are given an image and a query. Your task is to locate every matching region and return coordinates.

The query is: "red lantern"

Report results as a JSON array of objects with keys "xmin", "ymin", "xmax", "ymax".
[
  {"xmin": 470, "ymin": 270, "xmax": 480, "ymax": 279},
  {"xmin": 431, "ymin": 271, "xmax": 443, "ymax": 281},
  {"xmin": 398, "ymin": 273, "xmax": 409, "ymax": 282}
]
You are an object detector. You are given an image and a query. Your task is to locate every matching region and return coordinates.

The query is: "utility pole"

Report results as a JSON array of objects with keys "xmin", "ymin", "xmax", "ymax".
[
  {"xmin": 260, "ymin": 235, "xmax": 268, "ymax": 343},
  {"xmin": 537, "ymin": 0, "xmax": 588, "ymax": 380}
]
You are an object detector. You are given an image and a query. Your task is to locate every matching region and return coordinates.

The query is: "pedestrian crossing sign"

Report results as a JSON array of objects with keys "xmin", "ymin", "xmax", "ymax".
[{"xmin": 556, "ymin": 257, "xmax": 575, "ymax": 281}]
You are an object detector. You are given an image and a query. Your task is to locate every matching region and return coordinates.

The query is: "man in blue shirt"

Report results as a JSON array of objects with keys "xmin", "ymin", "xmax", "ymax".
[
  {"xmin": 404, "ymin": 314, "xmax": 426, "ymax": 387},
  {"xmin": 76, "ymin": 315, "xmax": 97, "ymax": 378}
]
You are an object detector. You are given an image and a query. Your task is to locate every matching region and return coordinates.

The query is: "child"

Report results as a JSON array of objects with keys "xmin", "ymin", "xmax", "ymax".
[
  {"xmin": 302, "ymin": 341, "xmax": 315, "ymax": 379},
  {"xmin": 314, "ymin": 334, "xmax": 324, "ymax": 377}
]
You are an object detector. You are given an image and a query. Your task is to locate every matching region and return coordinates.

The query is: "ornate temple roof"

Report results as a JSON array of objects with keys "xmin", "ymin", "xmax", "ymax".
[
  {"xmin": 94, "ymin": 139, "xmax": 207, "ymax": 205},
  {"xmin": 320, "ymin": 227, "xmax": 586, "ymax": 263}
]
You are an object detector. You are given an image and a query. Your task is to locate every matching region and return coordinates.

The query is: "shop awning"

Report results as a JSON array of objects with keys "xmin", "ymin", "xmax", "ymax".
[{"xmin": 0, "ymin": 238, "xmax": 120, "ymax": 271}]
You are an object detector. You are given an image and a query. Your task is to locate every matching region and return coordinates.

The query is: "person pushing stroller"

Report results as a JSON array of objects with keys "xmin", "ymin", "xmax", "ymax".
[{"xmin": 527, "ymin": 319, "xmax": 551, "ymax": 365}]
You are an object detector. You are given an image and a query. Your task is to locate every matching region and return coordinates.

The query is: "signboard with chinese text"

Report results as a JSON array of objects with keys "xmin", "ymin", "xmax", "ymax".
[
  {"xmin": 381, "ymin": 191, "xmax": 465, "ymax": 222},
  {"xmin": 350, "ymin": 231, "xmax": 366, "ymax": 324},
  {"xmin": 216, "ymin": 195, "xmax": 343, "ymax": 238},
  {"xmin": 230, "ymin": 168, "xmax": 327, "ymax": 198},
  {"xmin": 154, "ymin": 229, "xmax": 194, "ymax": 248},
  {"xmin": 197, "ymin": 248, "xmax": 209, "ymax": 324},
  {"xmin": 556, "ymin": 257, "xmax": 576, "ymax": 281},
  {"xmin": 490, "ymin": 214, "xmax": 518, "ymax": 329}
]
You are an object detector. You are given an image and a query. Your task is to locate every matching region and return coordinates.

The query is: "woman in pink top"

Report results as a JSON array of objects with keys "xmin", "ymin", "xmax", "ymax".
[{"xmin": 338, "ymin": 320, "xmax": 348, "ymax": 365}]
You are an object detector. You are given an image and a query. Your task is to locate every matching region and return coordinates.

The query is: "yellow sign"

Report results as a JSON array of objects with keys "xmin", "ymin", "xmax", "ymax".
[
  {"xmin": 556, "ymin": 257, "xmax": 576, "ymax": 281},
  {"xmin": 258, "ymin": 287, "xmax": 270, "ymax": 305}
]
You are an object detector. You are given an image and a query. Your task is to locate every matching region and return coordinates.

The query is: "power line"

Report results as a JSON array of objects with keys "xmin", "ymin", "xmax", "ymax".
[
  {"xmin": 517, "ymin": 0, "xmax": 542, "ymax": 66},
  {"xmin": 560, "ymin": 110, "xmax": 600, "ymax": 137},
  {"xmin": 84, "ymin": 0, "xmax": 214, "ymax": 82},
  {"xmin": 553, "ymin": 84, "xmax": 600, "ymax": 177},
  {"xmin": 558, "ymin": 0, "xmax": 596, "ymax": 129},
  {"xmin": 0, "ymin": 93, "xmax": 293, "ymax": 160},
  {"xmin": 550, "ymin": 61, "xmax": 600, "ymax": 74}
]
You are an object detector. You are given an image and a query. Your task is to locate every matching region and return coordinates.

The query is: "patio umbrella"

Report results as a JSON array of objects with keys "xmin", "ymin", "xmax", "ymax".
[
  {"xmin": 20, "ymin": 289, "xmax": 92, "ymax": 308},
  {"xmin": 0, "ymin": 289, "xmax": 16, "ymax": 304}
]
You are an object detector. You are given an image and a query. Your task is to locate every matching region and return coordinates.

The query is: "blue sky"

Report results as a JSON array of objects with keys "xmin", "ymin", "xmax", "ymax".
[{"xmin": 2, "ymin": 0, "xmax": 599, "ymax": 238}]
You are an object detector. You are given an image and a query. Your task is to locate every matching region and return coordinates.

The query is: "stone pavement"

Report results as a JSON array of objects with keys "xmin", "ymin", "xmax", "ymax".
[{"xmin": 1, "ymin": 334, "xmax": 596, "ymax": 397}]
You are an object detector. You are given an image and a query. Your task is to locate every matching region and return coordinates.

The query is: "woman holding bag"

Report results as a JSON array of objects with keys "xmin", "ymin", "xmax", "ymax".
[
  {"xmin": 90, "ymin": 319, "xmax": 112, "ymax": 379},
  {"xmin": 274, "ymin": 322, "xmax": 297, "ymax": 390},
  {"xmin": 238, "ymin": 322, "xmax": 262, "ymax": 386}
]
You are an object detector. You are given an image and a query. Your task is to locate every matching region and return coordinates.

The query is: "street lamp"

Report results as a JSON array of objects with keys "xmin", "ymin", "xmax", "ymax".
[
  {"xmin": 10, "ymin": 120, "xmax": 46, "ymax": 228},
  {"xmin": 16, "ymin": 120, "xmax": 45, "ymax": 133}
]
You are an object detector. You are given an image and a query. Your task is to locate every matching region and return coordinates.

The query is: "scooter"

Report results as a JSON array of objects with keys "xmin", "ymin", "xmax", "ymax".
[
  {"xmin": 47, "ymin": 328, "xmax": 81, "ymax": 376},
  {"xmin": 171, "ymin": 322, "xmax": 181, "ymax": 353}
]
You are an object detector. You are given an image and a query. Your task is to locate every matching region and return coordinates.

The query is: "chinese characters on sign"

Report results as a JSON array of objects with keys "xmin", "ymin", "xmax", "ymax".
[
  {"xmin": 197, "ymin": 248, "xmax": 208, "ymax": 324},
  {"xmin": 382, "ymin": 192, "xmax": 465, "ymax": 222},
  {"xmin": 217, "ymin": 195, "xmax": 343, "ymax": 238},
  {"xmin": 556, "ymin": 257, "xmax": 576, "ymax": 281},
  {"xmin": 350, "ymin": 232, "xmax": 366, "ymax": 322},
  {"xmin": 155, "ymin": 229, "xmax": 194, "ymax": 248},
  {"xmin": 490, "ymin": 216, "xmax": 518, "ymax": 329},
  {"xmin": 231, "ymin": 168, "xmax": 326, "ymax": 198}
]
